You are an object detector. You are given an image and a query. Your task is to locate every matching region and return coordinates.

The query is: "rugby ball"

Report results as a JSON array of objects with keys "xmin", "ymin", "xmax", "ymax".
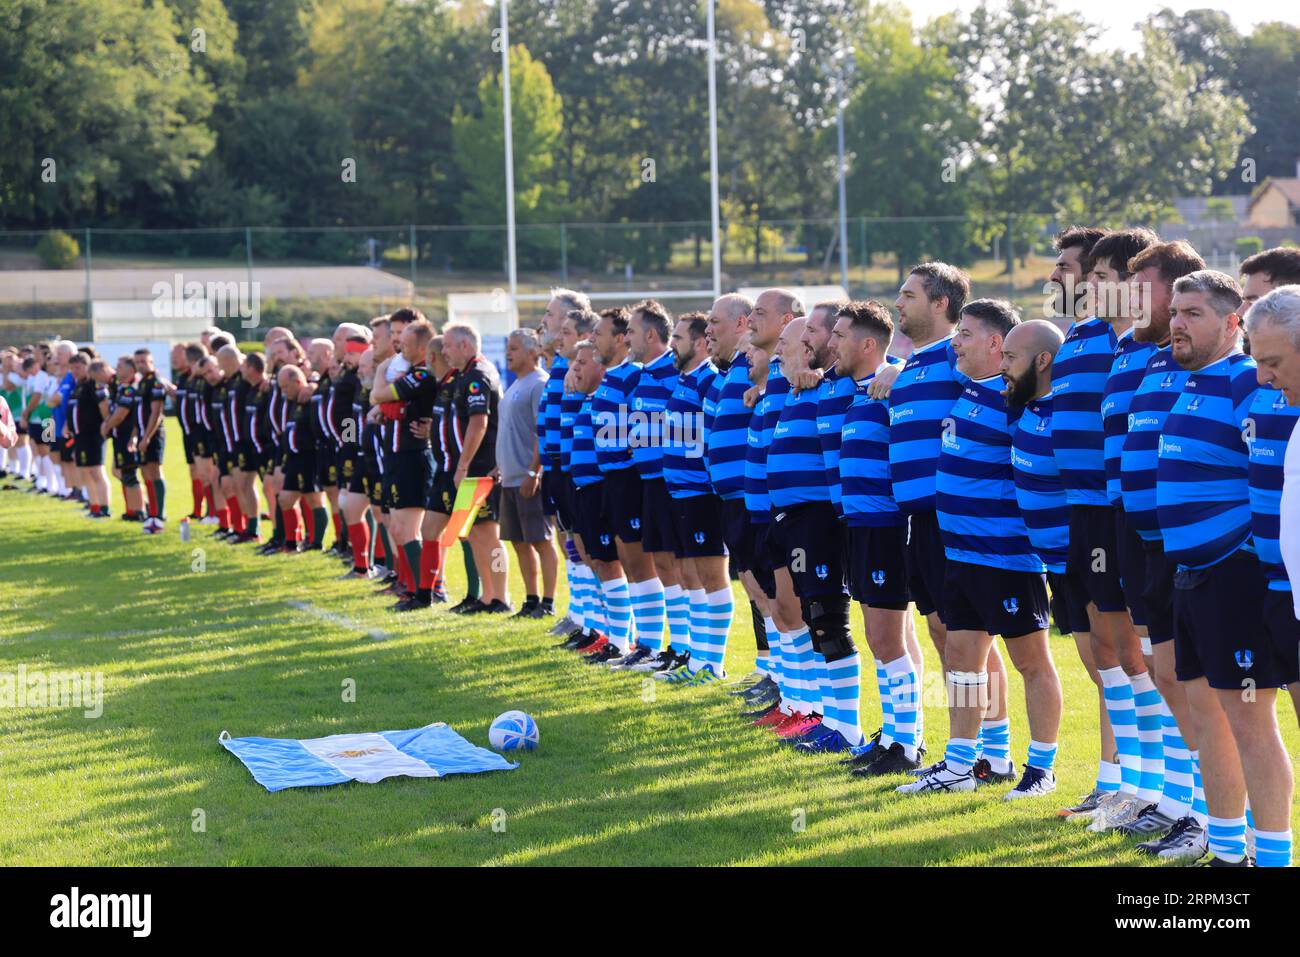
[{"xmin": 488, "ymin": 710, "xmax": 539, "ymax": 752}]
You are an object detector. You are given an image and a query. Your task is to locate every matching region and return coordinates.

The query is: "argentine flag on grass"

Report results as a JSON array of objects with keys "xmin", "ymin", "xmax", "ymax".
[{"xmin": 221, "ymin": 722, "xmax": 517, "ymax": 792}]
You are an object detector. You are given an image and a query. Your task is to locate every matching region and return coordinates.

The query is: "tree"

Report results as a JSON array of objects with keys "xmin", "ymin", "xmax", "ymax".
[
  {"xmin": 0, "ymin": 0, "xmax": 217, "ymax": 225},
  {"xmin": 451, "ymin": 44, "xmax": 565, "ymax": 268}
]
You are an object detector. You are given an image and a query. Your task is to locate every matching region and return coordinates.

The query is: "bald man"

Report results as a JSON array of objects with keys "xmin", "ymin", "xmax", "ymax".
[
  {"xmin": 276, "ymin": 364, "xmax": 323, "ymax": 551},
  {"xmin": 1003, "ymin": 320, "xmax": 1089, "ymax": 702}
]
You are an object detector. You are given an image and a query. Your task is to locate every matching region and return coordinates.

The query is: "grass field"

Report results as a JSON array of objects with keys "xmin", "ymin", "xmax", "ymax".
[{"xmin": 2, "ymin": 419, "xmax": 1296, "ymax": 866}]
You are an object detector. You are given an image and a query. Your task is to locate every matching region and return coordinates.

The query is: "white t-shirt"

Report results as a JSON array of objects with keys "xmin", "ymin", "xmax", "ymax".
[
  {"xmin": 386, "ymin": 354, "xmax": 410, "ymax": 383},
  {"xmin": 27, "ymin": 370, "xmax": 56, "ymax": 415},
  {"xmin": 1282, "ymin": 416, "xmax": 1300, "ymax": 620}
]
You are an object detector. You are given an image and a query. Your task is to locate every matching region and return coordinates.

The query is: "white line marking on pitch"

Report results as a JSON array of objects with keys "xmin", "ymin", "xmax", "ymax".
[{"xmin": 286, "ymin": 602, "xmax": 392, "ymax": 642}]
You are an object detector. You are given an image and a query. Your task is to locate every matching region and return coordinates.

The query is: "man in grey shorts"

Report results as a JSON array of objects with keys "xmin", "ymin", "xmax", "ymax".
[{"xmin": 497, "ymin": 328, "xmax": 558, "ymax": 618}]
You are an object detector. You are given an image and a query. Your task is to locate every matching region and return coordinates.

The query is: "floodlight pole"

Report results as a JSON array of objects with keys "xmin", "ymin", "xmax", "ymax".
[
  {"xmin": 707, "ymin": 0, "xmax": 722, "ymax": 298},
  {"xmin": 500, "ymin": 0, "xmax": 519, "ymax": 324},
  {"xmin": 836, "ymin": 103, "xmax": 849, "ymax": 292}
]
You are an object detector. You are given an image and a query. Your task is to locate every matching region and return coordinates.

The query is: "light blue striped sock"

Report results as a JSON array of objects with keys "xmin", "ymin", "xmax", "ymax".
[
  {"xmin": 686, "ymin": 587, "xmax": 708, "ymax": 666},
  {"xmin": 945, "ymin": 737, "xmax": 978, "ymax": 774},
  {"xmin": 1190, "ymin": 750, "xmax": 1209, "ymax": 826},
  {"xmin": 1131, "ymin": 672, "xmax": 1165, "ymax": 804},
  {"xmin": 1155, "ymin": 702, "xmax": 1193, "ymax": 819},
  {"xmin": 761, "ymin": 616, "xmax": 781, "ymax": 684},
  {"xmin": 825, "ymin": 653, "xmax": 862, "ymax": 744},
  {"xmin": 692, "ymin": 586, "xmax": 734, "ymax": 674},
  {"xmin": 1207, "ymin": 816, "xmax": 1247, "ymax": 862},
  {"xmin": 600, "ymin": 577, "xmax": 633, "ymax": 652},
  {"xmin": 1027, "ymin": 738, "xmax": 1058, "ymax": 772},
  {"xmin": 628, "ymin": 577, "xmax": 665, "ymax": 651},
  {"xmin": 876, "ymin": 660, "xmax": 895, "ymax": 746},
  {"xmin": 663, "ymin": 584, "xmax": 691, "ymax": 654},
  {"xmin": 810, "ymin": 650, "xmax": 831, "ymax": 719},
  {"xmin": 784, "ymin": 627, "xmax": 815, "ymax": 715},
  {"xmin": 981, "ymin": 718, "xmax": 1011, "ymax": 770},
  {"xmin": 883, "ymin": 654, "xmax": 919, "ymax": 757},
  {"xmin": 1255, "ymin": 829, "xmax": 1292, "ymax": 868},
  {"xmin": 1100, "ymin": 667, "xmax": 1141, "ymax": 794}
]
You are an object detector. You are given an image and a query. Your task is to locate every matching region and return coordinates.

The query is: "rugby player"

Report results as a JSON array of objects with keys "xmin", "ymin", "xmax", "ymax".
[
  {"xmin": 277, "ymin": 363, "xmax": 323, "ymax": 553},
  {"xmin": 532, "ymin": 289, "xmax": 590, "ymax": 635},
  {"xmin": 1118, "ymin": 241, "xmax": 1211, "ymax": 857},
  {"xmin": 587, "ymin": 305, "xmax": 650, "ymax": 661},
  {"xmin": 101, "ymin": 354, "xmax": 145, "ymax": 521},
  {"xmin": 132, "ymin": 348, "xmax": 169, "ymax": 532},
  {"xmin": 898, "ymin": 299, "xmax": 1063, "ymax": 797},
  {"xmin": 610, "ymin": 300, "xmax": 681, "ymax": 670},
  {"xmin": 1049, "ymin": 227, "xmax": 1167, "ymax": 828},
  {"xmin": 554, "ymin": 309, "xmax": 611, "ymax": 651},
  {"xmin": 1156, "ymin": 270, "xmax": 1290, "ymax": 867},
  {"xmin": 657, "ymin": 311, "xmax": 722, "ymax": 680},
  {"xmin": 1242, "ymin": 281, "xmax": 1300, "ymax": 726},
  {"xmin": 68, "ymin": 353, "xmax": 110, "ymax": 517}
]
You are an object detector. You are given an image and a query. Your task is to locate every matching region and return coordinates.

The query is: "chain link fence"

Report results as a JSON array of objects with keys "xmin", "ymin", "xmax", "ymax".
[{"xmin": 3, "ymin": 216, "xmax": 1297, "ymax": 347}]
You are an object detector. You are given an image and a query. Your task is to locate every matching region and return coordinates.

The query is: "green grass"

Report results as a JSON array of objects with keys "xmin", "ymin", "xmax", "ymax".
[{"xmin": 1, "ymin": 419, "xmax": 1295, "ymax": 866}]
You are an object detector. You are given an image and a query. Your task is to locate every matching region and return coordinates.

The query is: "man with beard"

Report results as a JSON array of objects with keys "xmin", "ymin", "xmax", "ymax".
[
  {"xmin": 1050, "ymin": 228, "xmax": 1166, "ymax": 830},
  {"xmin": 1117, "ymin": 241, "xmax": 1210, "ymax": 857},
  {"xmin": 1156, "ymin": 271, "xmax": 1289, "ymax": 867},
  {"xmin": 587, "ymin": 306, "xmax": 647, "ymax": 660},
  {"xmin": 898, "ymin": 300, "xmax": 1062, "ymax": 797},
  {"xmin": 1003, "ymin": 319, "xmax": 1072, "ymax": 797},
  {"xmin": 657, "ymin": 312, "xmax": 721, "ymax": 679},
  {"xmin": 133, "ymin": 348, "xmax": 169, "ymax": 532}
]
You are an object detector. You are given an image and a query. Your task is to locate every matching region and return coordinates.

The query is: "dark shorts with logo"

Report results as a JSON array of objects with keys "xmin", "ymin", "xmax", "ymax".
[
  {"xmin": 769, "ymin": 499, "xmax": 845, "ymax": 599},
  {"xmin": 1173, "ymin": 548, "xmax": 1274, "ymax": 690},
  {"xmin": 847, "ymin": 523, "xmax": 910, "ymax": 610},
  {"xmin": 942, "ymin": 560, "xmax": 1050, "ymax": 639},
  {"xmin": 338, "ymin": 444, "xmax": 365, "ymax": 494},
  {"xmin": 141, "ymin": 431, "xmax": 165, "ymax": 466},
  {"xmin": 600, "ymin": 467, "xmax": 643, "ymax": 544},
  {"xmin": 58, "ymin": 435, "xmax": 75, "ymax": 463},
  {"xmin": 282, "ymin": 451, "xmax": 320, "ymax": 494},
  {"xmin": 670, "ymin": 491, "xmax": 726, "ymax": 560},
  {"xmin": 112, "ymin": 438, "xmax": 140, "ymax": 472},
  {"xmin": 383, "ymin": 448, "xmax": 432, "ymax": 511},
  {"xmin": 574, "ymin": 481, "xmax": 618, "ymax": 562},
  {"xmin": 74, "ymin": 438, "xmax": 104, "ymax": 468},
  {"xmin": 639, "ymin": 475, "xmax": 678, "ymax": 555},
  {"xmin": 720, "ymin": 496, "xmax": 774, "ymax": 595},
  {"xmin": 234, "ymin": 441, "xmax": 260, "ymax": 473}
]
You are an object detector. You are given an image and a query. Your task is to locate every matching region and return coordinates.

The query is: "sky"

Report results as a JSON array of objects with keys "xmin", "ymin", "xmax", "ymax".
[{"xmin": 907, "ymin": 0, "xmax": 1300, "ymax": 50}]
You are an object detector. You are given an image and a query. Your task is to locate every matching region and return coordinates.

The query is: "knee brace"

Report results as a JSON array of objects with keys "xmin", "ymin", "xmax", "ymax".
[
  {"xmin": 121, "ymin": 468, "xmax": 140, "ymax": 489},
  {"xmin": 802, "ymin": 593, "xmax": 855, "ymax": 661}
]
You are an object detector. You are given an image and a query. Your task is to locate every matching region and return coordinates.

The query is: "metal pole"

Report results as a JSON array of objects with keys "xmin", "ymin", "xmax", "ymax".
[
  {"xmin": 84, "ymin": 227, "xmax": 92, "ymax": 329},
  {"xmin": 706, "ymin": 0, "xmax": 722, "ymax": 297},
  {"xmin": 560, "ymin": 222, "xmax": 568, "ymax": 282},
  {"xmin": 500, "ymin": 0, "xmax": 519, "ymax": 325},
  {"xmin": 245, "ymin": 225, "xmax": 254, "ymax": 300},
  {"xmin": 409, "ymin": 224, "xmax": 417, "ymax": 294},
  {"xmin": 836, "ymin": 103, "xmax": 849, "ymax": 292}
]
